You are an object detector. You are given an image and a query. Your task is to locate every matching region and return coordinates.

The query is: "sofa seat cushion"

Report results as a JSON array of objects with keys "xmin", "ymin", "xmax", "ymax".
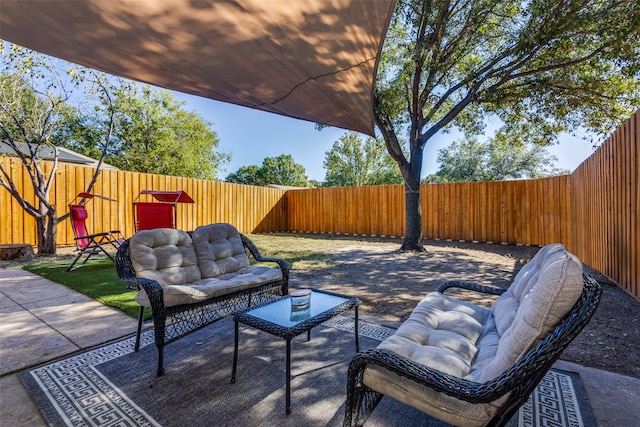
[
  {"xmin": 192, "ymin": 223, "xmax": 250, "ymax": 278},
  {"xmin": 135, "ymin": 265, "xmax": 283, "ymax": 307},
  {"xmin": 367, "ymin": 291, "xmax": 505, "ymax": 427},
  {"xmin": 130, "ymin": 228, "xmax": 201, "ymax": 286},
  {"xmin": 376, "ymin": 292, "xmax": 493, "ymax": 378}
]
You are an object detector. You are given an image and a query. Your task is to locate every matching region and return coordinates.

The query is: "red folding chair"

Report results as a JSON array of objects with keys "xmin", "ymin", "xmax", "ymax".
[
  {"xmin": 67, "ymin": 193, "xmax": 124, "ymax": 271},
  {"xmin": 134, "ymin": 202, "xmax": 175, "ymax": 230},
  {"xmin": 133, "ymin": 190, "xmax": 195, "ymax": 232}
]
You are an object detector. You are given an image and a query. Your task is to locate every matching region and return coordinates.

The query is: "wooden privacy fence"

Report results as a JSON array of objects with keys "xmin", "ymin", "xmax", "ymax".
[
  {"xmin": 1, "ymin": 111, "xmax": 638, "ymax": 299},
  {"xmin": 569, "ymin": 110, "xmax": 639, "ymax": 301},
  {"xmin": 288, "ymin": 111, "xmax": 638, "ymax": 300},
  {"xmin": 288, "ymin": 176, "xmax": 571, "ymax": 246},
  {"xmin": 0, "ymin": 160, "xmax": 286, "ymax": 246}
]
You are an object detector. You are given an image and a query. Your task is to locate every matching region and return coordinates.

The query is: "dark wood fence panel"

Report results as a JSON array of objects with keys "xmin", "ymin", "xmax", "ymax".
[
  {"xmin": 286, "ymin": 185, "xmax": 406, "ymax": 237},
  {"xmin": 286, "ymin": 177, "xmax": 571, "ymax": 246},
  {"xmin": 419, "ymin": 177, "xmax": 571, "ymax": 245}
]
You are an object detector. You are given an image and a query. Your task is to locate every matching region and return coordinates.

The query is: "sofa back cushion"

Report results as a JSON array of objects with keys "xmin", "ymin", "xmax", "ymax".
[
  {"xmin": 130, "ymin": 228, "xmax": 201, "ymax": 286},
  {"xmin": 192, "ymin": 223, "xmax": 250, "ymax": 278},
  {"xmin": 479, "ymin": 243, "xmax": 583, "ymax": 382}
]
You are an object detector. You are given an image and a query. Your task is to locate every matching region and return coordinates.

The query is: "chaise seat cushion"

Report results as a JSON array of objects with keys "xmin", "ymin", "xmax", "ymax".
[
  {"xmin": 375, "ymin": 293, "xmax": 495, "ymax": 378},
  {"xmin": 363, "ymin": 243, "xmax": 584, "ymax": 427},
  {"xmin": 365, "ymin": 293, "xmax": 504, "ymax": 427}
]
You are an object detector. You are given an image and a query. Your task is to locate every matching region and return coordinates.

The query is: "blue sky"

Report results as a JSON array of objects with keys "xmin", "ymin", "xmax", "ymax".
[{"xmin": 171, "ymin": 91, "xmax": 597, "ymax": 182}]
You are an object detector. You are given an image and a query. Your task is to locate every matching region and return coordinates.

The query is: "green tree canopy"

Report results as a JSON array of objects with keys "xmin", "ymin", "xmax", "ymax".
[
  {"xmin": 225, "ymin": 164, "xmax": 261, "ymax": 185},
  {"xmin": 226, "ymin": 154, "xmax": 309, "ymax": 187},
  {"xmin": 425, "ymin": 136, "xmax": 568, "ymax": 183},
  {"xmin": 322, "ymin": 131, "xmax": 403, "ymax": 186},
  {"xmin": 374, "ymin": 0, "xmax": 640, "ymax": 250},
  {"xmin": 57, "ymin": 84, "xmax": 230, "ymax": 180},
  {"xmin": 257, "ymin": 154, "xmax": 308, "ymax": 187}
]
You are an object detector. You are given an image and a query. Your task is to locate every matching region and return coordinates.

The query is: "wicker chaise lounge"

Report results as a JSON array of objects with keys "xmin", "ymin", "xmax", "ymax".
[
  {"xmin": 344, "ymin": 243, "xmax": 601, "ymax": 427},
  {"xmin": 115, "ymin": 223, "xmax": 289, "ymax": 376}
]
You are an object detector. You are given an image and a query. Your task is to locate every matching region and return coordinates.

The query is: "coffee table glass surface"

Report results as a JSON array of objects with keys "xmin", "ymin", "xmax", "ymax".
[{"xmin": 239, "ymin": 290, "xmax": 354, "ymax": 332}]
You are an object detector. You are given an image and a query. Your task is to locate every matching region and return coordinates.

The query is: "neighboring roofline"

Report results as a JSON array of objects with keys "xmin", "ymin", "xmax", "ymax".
[
  {"xmin": 0, "ymin": 143, "xmax": 119, "ymax": 170},
  {"xmin": 266, "ymin": 184, "xmax": 307, "ymax": 190},
  {"xmin": 56, "ymin": 147, "xmax": 119, "ymax": 170}
]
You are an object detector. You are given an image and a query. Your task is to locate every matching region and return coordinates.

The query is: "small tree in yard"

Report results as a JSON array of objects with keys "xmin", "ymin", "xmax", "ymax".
[
  {"xmin": 376, "ymin": 0, "xmax": 640, "ymax": 251},
  {"xmin": 0, "ymin": 44, "xmax": 115, "ymax": 255}
]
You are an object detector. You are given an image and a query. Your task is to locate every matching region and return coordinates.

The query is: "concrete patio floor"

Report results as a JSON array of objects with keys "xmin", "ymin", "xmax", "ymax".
[{"xmin": 1, "ymin": 268, "xmax": 638, "ymax": 426}]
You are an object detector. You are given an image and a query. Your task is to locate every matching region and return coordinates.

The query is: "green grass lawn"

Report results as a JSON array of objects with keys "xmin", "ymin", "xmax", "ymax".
[{"xmin": 23, "ymin": 257, "xmax": 143, "ymax": 319}]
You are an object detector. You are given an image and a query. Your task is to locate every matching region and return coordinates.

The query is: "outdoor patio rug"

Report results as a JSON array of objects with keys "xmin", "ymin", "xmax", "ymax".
[{"xmin": 20, "ymin": 316, "xmax": 595, "ymax": 427}]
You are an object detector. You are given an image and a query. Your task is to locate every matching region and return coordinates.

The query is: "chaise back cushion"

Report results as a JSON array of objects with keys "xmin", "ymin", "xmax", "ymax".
[
  {"xmin": 129, "ymin": 228, "xmax": 201, "ymax": 286},
  {"xmin": 192, "ymin": 223, "xmax": 250, "ymax": 278},
  {"xmin": 479, "ymin": 243, "xmax": 583, "ymax": 382}
]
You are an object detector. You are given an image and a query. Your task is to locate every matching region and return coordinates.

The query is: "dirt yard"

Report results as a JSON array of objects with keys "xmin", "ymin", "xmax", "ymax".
[{"xmin": 261, "ymin": 234, "xmax": 640, "ymax": 380}]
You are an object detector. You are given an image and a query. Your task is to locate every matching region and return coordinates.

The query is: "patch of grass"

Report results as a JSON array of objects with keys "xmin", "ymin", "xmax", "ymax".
[{"xmin": 23, "ymin": 258, "xmax": 141, "ymax": 319}]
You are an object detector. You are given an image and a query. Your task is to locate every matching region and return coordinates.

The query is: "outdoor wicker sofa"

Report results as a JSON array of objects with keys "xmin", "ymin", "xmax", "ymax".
[
  {"xmin": 115, "ymin": 223, "xmax": 289, "ymax": 376},
  {"xmin": 344, "ymin": 243, "xmax": 602, "ymax": 427}
]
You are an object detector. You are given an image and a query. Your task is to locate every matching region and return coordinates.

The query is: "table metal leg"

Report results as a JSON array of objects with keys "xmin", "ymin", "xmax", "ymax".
[
  {"xmin": 355, "ymin": 305, "xmax": 360, "ymax": 352},
  {"xmin": 231, "ymin": 317, "xmax": 239, "ymax": 383},
  {"xmin": 286, "ymin": 338, "xmax": 291, "ymax": 415}
]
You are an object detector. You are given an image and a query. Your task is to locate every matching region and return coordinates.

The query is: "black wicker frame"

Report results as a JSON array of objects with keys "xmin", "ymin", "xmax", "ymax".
[
  {"xmin": 343, "ymin": 270, "xmax": 602, "ymax": 427},
  {"xmin": 115, "ymin": 234, "xmax": 290, "ymax": 376}
]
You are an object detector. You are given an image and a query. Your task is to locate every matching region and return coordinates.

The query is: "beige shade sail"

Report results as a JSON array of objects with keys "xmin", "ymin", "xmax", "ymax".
[{"xmin": 0, "ymin": 0, "xmax": 396, "ymax": 136}]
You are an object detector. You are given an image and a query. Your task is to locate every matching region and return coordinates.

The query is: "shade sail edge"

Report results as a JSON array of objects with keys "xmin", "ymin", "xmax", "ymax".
[{"xmin": 0, "ymin": 0, "xmax": 397, "ymax": 136}]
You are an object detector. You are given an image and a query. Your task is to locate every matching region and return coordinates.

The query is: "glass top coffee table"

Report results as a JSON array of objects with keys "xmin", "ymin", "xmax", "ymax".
[{"xmin": 231, "ymin": 289, "xmax": 359, "ymax": 415}]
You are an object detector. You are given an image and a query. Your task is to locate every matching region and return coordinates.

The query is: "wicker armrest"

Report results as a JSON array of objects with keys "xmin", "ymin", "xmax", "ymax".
[
  {"xmin": 126, "ymin": 276, "xmax": 163, "ymax": 300},
  {"xmin": 349, "ymin": 349, "xmax": 513, "ymax": 404},
  {"xmin": 438, "ymin": 280, "xmax": 507, "ymax": 296},
  {"xmin": 240, "ymin": 234, "xmax": 290, "ymax": 281}
]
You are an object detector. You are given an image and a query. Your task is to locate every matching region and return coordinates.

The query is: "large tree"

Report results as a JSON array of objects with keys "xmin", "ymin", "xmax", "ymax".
[
  {"xmin": 375, "ymin": 0, "xmax": 640, "ymax": 250},
  {"xmin": 226, "ymin": 154, "xmax": 309, "ymax": 187},
  {"xmin": 425, "ymin": 136, "xmax": 568, "ymax": 182},
  {"xmin": 58, "ymin": 84, "xmax": 229, "ymax": 180},
  {"xmin": 0, "ymin": 44, "xmax": 113, "ymax": 254},
  {"xmin": 323, "ymin": 131, "xmax": 403, "ymax": 186}
]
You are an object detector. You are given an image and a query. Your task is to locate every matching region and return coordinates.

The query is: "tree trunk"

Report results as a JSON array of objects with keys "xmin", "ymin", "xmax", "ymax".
[
  {"xmin": 36, "ymin": 209, "xmax": 58, "ymax": 255},
  {"xmin": 401, "ymin": 186, "xmax": 424, "ymax": 251},
  {"xmin": 400, "ymin": 147, "xmax": 425, "ymax": 252}
]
